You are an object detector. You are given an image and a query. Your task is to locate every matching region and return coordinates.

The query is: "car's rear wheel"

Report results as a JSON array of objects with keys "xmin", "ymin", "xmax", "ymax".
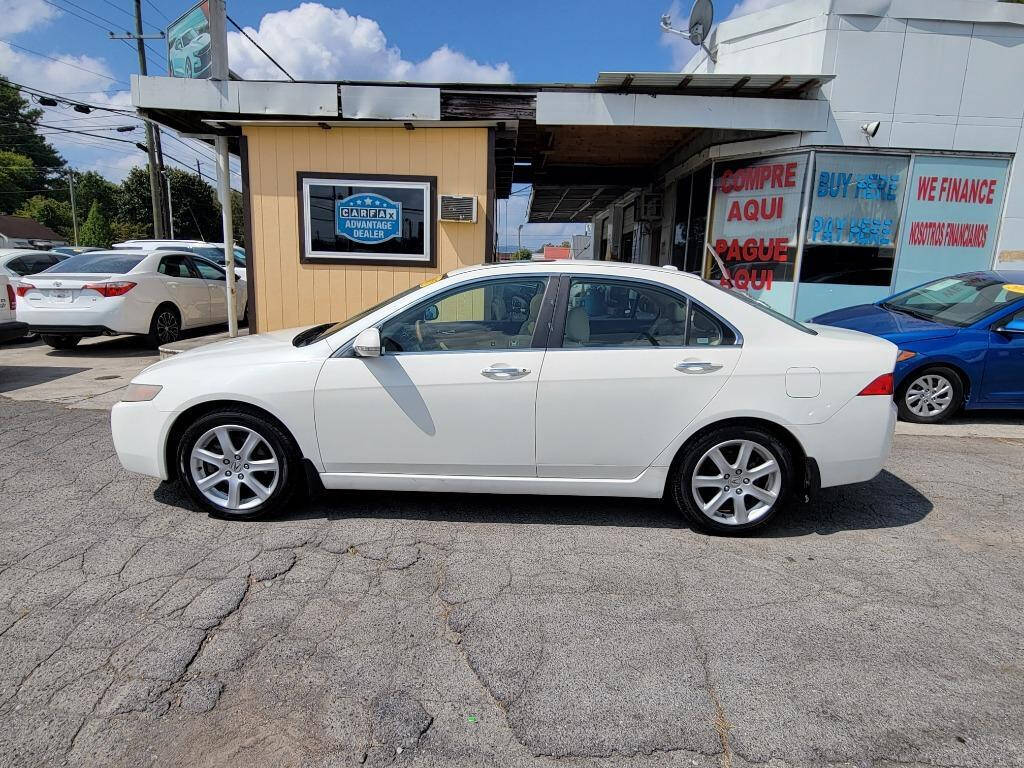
[
  {"xmin": 41, "ymin": 333, "xmax": 81, "ymax": 350},
  {"xmin": 670, "ymin": 425, "xmax": 794, "ymax": 535},
  {"xmin": 177, "ymin": 408, "xmax": 301, "ymax": 520},
  {"xmin": 147, "ymin": 305, "xmax": 180, "ymax": 348},
  {"xmin": 897, "ymin": 366, "xmax": 963, "ymax": 424}
]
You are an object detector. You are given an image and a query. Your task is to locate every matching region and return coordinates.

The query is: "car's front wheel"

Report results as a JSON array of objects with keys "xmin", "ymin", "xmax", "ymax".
[
  {"xmin": 670, "ymin": 425, "xmax": 794, "ymax": 534},
  {"xmin": 177, "ymin": 408, "xmax": 301, "ymax": 519},
  {"xmin": 41, "ymin": 333, "xmax": 81, "ymax": 350},
  {"xmin": 897, "ymin": 366, "xmax": 963, "ymax": 424}
]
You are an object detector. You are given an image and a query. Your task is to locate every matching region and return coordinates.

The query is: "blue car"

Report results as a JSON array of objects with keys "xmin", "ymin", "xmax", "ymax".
[{"xmin": 812, "ymin": 271, "xmax": 1024, "ymax": 423}]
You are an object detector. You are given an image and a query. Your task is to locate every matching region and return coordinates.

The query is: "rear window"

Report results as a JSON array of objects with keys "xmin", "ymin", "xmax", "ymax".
[{"xmin": 43, "ymin": 252, "xmax": 144, "ymax": 274}]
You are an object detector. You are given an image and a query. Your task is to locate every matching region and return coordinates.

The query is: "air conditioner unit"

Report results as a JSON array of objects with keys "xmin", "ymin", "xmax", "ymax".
[
  {"xmin": 637, "ymin": 192, "xmax": 664, "ymax": 222},
  {"xmin": 439, "ymin": 194, "xmax": 477, "ymax": 223}
]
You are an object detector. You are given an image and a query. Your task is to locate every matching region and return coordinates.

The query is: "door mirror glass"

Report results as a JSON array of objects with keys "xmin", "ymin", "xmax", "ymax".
[
  {"xmin": 998, "ymin": 317, "xmax": 1024, "ymax": 334},
  {"xmin": 422, "ymin": 304, "xmax": 439, "ymax": 322},
  {"xmin": 353, "ymin": 327, "xmax": 382, "ymax": 357}
]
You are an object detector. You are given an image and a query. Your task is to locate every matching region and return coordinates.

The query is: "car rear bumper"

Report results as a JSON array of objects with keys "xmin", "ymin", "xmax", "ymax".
[
  {"xmin": 793, "ymin": 396, "xmax": 897, "ymax": 489},
  {"xmin": 0, "ymin": 320, "xmax": 28, "ymax": 343},
  {"xmin": 111, "ymin": 400, "xmax": 172, "ymax": 480},
  {"xmin": 18, "ymin": 299, "xmax": 147, "ymax": 335}
]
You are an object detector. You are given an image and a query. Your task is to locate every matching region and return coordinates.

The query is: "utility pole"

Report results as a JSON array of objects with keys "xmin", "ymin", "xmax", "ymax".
[
  {"xmin": 67, "ymin": 171, "xmax": 78, "ymax": 246},
  {"xmin": 162, "ymin": 170, "xmax": 175, "ymax": 239},
  {"xmin": 112, "ymin": 1, "xmax": 166, "ymax": 238}
]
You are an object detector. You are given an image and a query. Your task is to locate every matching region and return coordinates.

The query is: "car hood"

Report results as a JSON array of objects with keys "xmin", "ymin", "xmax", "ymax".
[
  {"xmin": 137, "ymin": 326, "xmax": 320, "ymax": 377},
  {"xmin": 811, "ymin": 303, "xmax": 959, "ymax": 344}
]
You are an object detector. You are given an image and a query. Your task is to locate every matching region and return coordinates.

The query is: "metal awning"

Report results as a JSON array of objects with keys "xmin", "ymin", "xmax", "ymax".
[{"xmin": 593, "ymin": 71, "xmax": 833, "ymax": 97}]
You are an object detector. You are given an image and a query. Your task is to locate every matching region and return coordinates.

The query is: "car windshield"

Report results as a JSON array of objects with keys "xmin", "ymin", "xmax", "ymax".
[
  {"xmin": 41, "ymin": 252, "xmax": 143, "ymax": 274},
  {"xmin": 159, "ymin": 246, "xmax": 247, "ymax": 268},
  {"xmin": 881, "ymin": 274, "xmax": 1024, "ymax": 327},
  {"xmin": 294, "ymin": 284, "xmax": 426, "ymax": 347},
  {"xmin": 707, "ymin": 281, "xmax": 817, "ymax": 335}
]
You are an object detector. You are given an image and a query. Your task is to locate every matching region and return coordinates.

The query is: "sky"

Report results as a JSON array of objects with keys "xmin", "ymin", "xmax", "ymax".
[{"xmin": 0, "ymin": 0, "xmax": 847, "ymax": 248}]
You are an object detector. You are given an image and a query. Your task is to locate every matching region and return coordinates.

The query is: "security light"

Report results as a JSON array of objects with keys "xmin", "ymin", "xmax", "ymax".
[{"xmin": 861, "ymin": 121, "xmax": 881, "ymax": 138}]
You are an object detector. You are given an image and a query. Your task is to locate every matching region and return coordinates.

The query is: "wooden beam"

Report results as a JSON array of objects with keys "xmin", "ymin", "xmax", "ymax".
[
  {"xmin": 620, "ymin": 74, "xmax": 634, "ymax": 90},
  {"xmin": 677, "ymin": 75, "xmax": 693, "ymax": 90},
  {"xmin": 763, "ymin": 76, "xmax": 791, "ymax": 94},
  {"xmin": 728, "ymin": 76, "xmax": 752, "ymax": 95}
]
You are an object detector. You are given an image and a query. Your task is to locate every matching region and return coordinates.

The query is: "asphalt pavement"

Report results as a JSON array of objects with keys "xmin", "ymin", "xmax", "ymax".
[{"xmin": 1, "ymin": 396, "xmax": 1022, "ymax": 767}]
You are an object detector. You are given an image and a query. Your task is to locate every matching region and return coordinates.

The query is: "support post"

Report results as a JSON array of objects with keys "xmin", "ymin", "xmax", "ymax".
[
  {"xmin": 133, "ymin": 0, "xmax": 164, "ymax": 238},
  {"xmin": 215, "ymin": 135, "xmax": 238, "ymax": 338},
  {"xmin": 163, "ymin": 171, "xmax": 175, "ymax": 239}
]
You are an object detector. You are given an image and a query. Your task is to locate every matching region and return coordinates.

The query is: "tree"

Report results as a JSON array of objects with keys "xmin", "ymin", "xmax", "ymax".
[
  {"xmin": 560, "ymin": 240, "xmax": 571, "ymax": 248},
  {"xmin": 0, "ymin": 76, "xmax": 64, "ymax": 190},
  {"xmin": 116, "ymin": 166, "xmax": 226, "ymax": 242},
  {"xmin": 231, "ymin": 189, "xmax": 245, "ymax": 247},
  {"xmin": 512, "ymin": 247, "xmax": 533, "ymax": 260},
  {"xmin": 0, "ymin": 150, "xmax": 35, "ymax": 214},
  {"xmin": 79, "ymin": 201, "xmax": 112, "ymax": 247},
  {"xmin": 16, "ymin": 195, "xmax": 72, "ymax": 239},
  {"xmin": 73, "ymin": 171, "xmax": 118, "ymax": 220}
]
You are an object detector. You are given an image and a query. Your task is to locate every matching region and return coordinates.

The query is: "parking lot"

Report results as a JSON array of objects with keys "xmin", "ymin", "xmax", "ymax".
[{"xmin": 1, "ymin": 341, "xmax": 1023, "ymax": 767}]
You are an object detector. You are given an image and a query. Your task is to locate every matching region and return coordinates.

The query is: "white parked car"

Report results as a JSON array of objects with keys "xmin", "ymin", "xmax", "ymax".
[
  {"xmin": 0, "ymin": 248, "xmax": 68, "ymax": 283},
  {"xmin": 16, "ymin": 249, "xmax": 247, "ymax": 350},
  {"xmin": 0, "ymin": 274, "xmax": 28, "ymax": 343},
  {"xmin": 112, "ymin": 261, "xmax": 898, "ymax": 533},
  {"xmin": 113, "ymin": 240, "xmax": 247, "ymax": 281}
]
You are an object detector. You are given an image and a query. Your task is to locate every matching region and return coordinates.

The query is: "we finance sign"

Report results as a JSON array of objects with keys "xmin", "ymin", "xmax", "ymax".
[{"xmin": 336, "ymin": 193, "xmax": 402, "ymax": 245}]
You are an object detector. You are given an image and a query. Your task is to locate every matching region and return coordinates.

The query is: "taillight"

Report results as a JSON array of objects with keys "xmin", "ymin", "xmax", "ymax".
[
  {"xmin": 5, "ymin": 283, "xmax": 14, "ymax": 309},
  {"xmin": 858, "ymin": 373, "xmax": 894, "ymax": 396},
  {"xmin": 15, "ymin": 283, "xmax": 34, "ymax": 298},
  {"xmin": 83, "ymin": 281, "xmax": 136, "ymax": 297}
]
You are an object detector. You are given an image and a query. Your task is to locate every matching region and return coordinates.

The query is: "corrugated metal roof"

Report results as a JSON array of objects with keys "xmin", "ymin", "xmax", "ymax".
[{"xmin": 594, "ymin": 71, "xmax": 833, "ymax": 96}]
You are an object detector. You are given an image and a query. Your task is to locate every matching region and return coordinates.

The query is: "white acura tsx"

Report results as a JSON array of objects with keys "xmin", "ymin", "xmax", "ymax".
[{"xmin": 111, "ymin": 261, "xmax": 898, "ymax": 534}]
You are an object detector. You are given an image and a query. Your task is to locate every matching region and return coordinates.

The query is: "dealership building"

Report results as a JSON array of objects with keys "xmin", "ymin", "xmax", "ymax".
[{"xmin": 134, "ymin": 0, "xmax": 1024, "ymax": 331}]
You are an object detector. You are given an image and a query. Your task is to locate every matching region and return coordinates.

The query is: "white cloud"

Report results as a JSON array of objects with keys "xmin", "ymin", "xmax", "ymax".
[
  {"xmin": 227, "ymin": 2, "xmax": 512, "ymax": 82},
  {"xmin": 0, "ymin": 43, "xmax": 120, "ymax": 96},
  {"xmin": 0, "ymin": 0, "xmax": 59, "ymax": 36}
]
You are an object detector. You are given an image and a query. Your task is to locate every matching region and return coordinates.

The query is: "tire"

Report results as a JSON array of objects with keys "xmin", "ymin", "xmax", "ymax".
[
  {"xmin": 185, "ymin": 59, "xmax": 192, "ymax": 78},
  {"xmin": 41, "ymin": 333, "xmax": 81, "ymax": 350},
  {"xmin": 897, "ymin": 366, "xmax": 964, "ymax": 424},
  {"xmin": 669, "ymin": 425, "xmax": 794, "ymax": 535},
  {"xmin": 177, "ymin": 407, "xmax": 301, "ymax": 520},
  {"xmin": 147, "ymin": 305, "xmax": 181, "ymax": 348}
]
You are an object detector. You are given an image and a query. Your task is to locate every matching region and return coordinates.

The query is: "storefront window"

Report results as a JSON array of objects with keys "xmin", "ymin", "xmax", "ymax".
[
  {"xmin": 795, "ymin": 153, "xmax": 910, "ymax": 320},
  {"xmin": 892, "ymin": 155, "xmax": 1010, "ymax": 294},
  {"xmin": 706, "ymin": 153, "xmax": 809, "ymax": 313}
]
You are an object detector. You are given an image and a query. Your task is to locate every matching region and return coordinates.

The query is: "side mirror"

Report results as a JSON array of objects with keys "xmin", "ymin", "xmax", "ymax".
[
  {"xmin": 997, "ymin": 318, "xmax": 1024, "ymax": 334},
  {"xmin": 353, "ymin": 327, "xmax": 382, "ymax": 357},
  {"xmin": 423, "ymin": 304, "xmax": 439, "ymax": 322}
]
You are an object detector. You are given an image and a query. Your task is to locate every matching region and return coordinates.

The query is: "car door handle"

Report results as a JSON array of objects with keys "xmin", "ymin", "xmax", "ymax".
[
  {"xmin": 481, "ymin": 365, "xmax": 531, "ymax": 380},
  {"xmin": 675, "ymin": 361, "xmax": 723, "ymax": 374}
]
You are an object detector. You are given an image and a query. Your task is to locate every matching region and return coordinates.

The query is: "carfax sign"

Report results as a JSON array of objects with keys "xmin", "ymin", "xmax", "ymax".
[
  {"xmin": 335, "ymin": 193, "xmax": 402, "ymax": 245},
  {"xmin": 299, "ymin": 173, "xmax": 435, "ymax": 266}
]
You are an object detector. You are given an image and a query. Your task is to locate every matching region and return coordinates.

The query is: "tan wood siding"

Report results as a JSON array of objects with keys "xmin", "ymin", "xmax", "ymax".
[{"xmin": 243, "ymin": 125, "xmax": 490, "ymax": 332}]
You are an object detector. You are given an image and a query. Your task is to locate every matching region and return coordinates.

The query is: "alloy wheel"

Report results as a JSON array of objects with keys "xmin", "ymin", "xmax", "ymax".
[
  {"xmin": 189, "ymin": 424, "xmax": 280, "ymax": 512},
  {"xmin": 905, "ymin": 374, "xmax": 953, "ymax": 419},
  {"xmin": 156, "ymin": 311, "xmax": 180, "ymax": 343},
  {"xmin": 690, "ymin": 439, "xmax": 782, "ymax": 526}
]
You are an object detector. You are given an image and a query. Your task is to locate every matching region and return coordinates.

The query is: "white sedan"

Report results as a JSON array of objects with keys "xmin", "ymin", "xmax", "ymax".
[
  {"xmin": 111, "ymin": 261, "xmax": 897, "ymax": 534},
  {"xmin": 16, "ymin": 249, "xmax": 246, "ymax": 350}
]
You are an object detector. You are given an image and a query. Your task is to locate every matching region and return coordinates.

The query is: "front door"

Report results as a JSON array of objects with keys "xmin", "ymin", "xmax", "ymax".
[
  {"xmin": 314, "ymin": 275, "xmax": 552, "ymax": 477},
  {"xmin": 535, "ymin": 276, "xmax": 742, "ymax": 480},
  {"xmin": 980, "ymin": 307, "xmax": 1024, "ymax": 403},
  {"xmin": 190, "ymin": 258, "xmax": 229, "ymax": 324}
]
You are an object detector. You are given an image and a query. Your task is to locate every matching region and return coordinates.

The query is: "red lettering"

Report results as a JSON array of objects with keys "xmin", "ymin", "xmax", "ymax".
[
  {"xmin": 917, "ymin": 176, "xmax": 937, "ymax": 201},
  {"xmin": 727, "ymin": 201, "xmax": 742, "ymax": 221},
  {"xmin": 784, "ymin": 162, "xmax": 797, "ymax": 188}
]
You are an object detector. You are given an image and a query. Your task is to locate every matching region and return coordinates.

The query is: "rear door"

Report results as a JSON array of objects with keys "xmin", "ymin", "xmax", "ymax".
[
  {"xmin": 535, "ymin": 276, "xmax": 742, "ymax": 480},
  {"xmin": 979, "ymin": 306, "xmax": 1024, "ymax": 403},
  {"xmin": 157, "ymin": 254, "xmax": 209, "ymax": 327},
  {"xmin": 190, "ymin": 257, "xmax": 229, "ymax": 323}
]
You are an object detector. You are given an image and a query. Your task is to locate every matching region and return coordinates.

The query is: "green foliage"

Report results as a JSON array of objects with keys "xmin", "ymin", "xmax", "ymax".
[
  {"xmin": 73, "ymin": 171, "xmax": 118, "ymax": 219},
  {"xmin": 0, "ymin": 76, "xmax": 64, "ymax": 189},
  {"xmin": 512, "ymin": 247, "xmax": 533, "ymax": 261},
  {"xmin": 16, "ymin": 195, "xmax": 72, "ymax": 239},
  {"xmin": 79, "ymin": 200, "xmax": 112, "ymax": 248},
  {"xmin": 166, "ymin": 168, "xmax": 220, "ymax": 241},
  {"xmin": 231, "ymin": 189, "xmax": 245, "ymax": 247},
  {"xmin": 0, "ymin": 150, "xmax": 35, "ymax": 214}
]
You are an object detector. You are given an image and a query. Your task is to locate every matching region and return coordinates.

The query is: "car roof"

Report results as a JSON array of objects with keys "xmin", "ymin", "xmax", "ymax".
[
  {"xmin": 446, "ymin": 260, "xmax": 702, "ymax": 280},
  {"xmin": 993, "ymin": 269, "xmax": 1024, "ymax": 283}
]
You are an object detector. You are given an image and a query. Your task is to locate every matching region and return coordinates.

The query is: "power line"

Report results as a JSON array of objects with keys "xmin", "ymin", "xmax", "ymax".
[
  {"xmin": 143, "ymin": 0, "xmax": 170, "ymax": 23},
  {"xmin": 226, "ymin": 13, "xmax": 295, "ymax": 81},
  {"xmin": 48, "ymin": 0, "xmax": 131, "ymax": 33},
  {"xmin": 0, "ymin": 41, "xmax": 127, "ymax": 85}
]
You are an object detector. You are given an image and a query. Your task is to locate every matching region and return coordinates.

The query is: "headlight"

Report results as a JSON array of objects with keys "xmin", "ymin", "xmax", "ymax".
[
  {"xmin": 896, "ymin": 350, "xmax": 917, "ymax": 363},
  {"xmin": 122, "ymin": 383, "xmax": 163, "ymax": 402}
]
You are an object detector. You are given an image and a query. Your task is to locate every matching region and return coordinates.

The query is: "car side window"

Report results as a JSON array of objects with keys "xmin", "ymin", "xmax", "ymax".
[
  {"xmin": 193, "ymin": 260, "xmax": 226, "ymax": 281},
  {"xmin": 380, "ymin": 277, "xmax": 548, "ymax": 353},
  {"xmin": 7, "ymin": 258, "xmax": 29, "ymax": 276},
  {"xmin": 562, "ymin": 278, "xmax": 701, "ymax": 348},
  {"xmin": 687, "ymin": 304, "xmax": 737, "ymax": 346},
  {"xmin": 158, "ymin": 255, "xmax": 194, "ymax": 278},
  {"xmin": 21, "ymin": 254, "xmax": 57, "ymax": 274}
]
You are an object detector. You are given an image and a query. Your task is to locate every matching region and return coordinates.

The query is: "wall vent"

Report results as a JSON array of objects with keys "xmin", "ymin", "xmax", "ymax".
[{"xmin": 439, "ymin": 194, "xmax": 477, "ymax": 223}]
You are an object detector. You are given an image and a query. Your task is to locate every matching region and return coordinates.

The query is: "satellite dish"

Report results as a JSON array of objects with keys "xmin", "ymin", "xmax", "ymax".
[{"xmin": 688, "ymin": 0, "xmax": 715, "ymax": 46}]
